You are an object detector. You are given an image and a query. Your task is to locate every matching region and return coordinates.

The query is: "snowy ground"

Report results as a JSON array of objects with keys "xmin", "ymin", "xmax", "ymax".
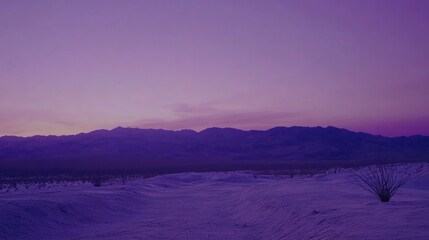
[{"xmin": 1, "ymin": 164, "xmax": 428, "ymax": 240}]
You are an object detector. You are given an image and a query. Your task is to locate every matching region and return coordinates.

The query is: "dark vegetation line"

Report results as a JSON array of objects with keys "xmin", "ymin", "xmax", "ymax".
[{"xmin": 0, "ymin": 159, "xmax": 423, "ymax": 190}]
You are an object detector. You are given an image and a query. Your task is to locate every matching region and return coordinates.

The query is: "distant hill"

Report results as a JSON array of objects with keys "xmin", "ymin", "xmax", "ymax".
[{"xmin": 0, "ymin": 126, "xmax": 428, "ymax": 172}]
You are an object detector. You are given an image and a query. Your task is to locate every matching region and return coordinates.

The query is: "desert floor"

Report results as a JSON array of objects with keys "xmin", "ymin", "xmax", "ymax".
[{"xmin": 1, "ymin": 164, "xmax": 428, "ymax": 240}]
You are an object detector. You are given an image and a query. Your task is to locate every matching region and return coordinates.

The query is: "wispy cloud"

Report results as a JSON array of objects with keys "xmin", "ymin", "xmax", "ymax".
[{"xmin": 133, "ymin": 103, "xmax": 310, "ymax": 131}]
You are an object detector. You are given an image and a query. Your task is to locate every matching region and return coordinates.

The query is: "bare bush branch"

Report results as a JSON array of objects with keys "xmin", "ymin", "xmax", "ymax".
[{"xmin": 352, "ymin": 164, "xmax": 413, "ymax": 202}]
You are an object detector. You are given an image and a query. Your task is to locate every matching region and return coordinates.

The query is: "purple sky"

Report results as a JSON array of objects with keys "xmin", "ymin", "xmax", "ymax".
[{"xmin": 1, "ymin": 0, "xmax": 428, "ymax": 137}]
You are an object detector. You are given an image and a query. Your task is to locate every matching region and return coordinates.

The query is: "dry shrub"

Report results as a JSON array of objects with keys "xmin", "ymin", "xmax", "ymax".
[{"xmin": 353, "ymin": 164, "xmax": 412, "ymax": 202}]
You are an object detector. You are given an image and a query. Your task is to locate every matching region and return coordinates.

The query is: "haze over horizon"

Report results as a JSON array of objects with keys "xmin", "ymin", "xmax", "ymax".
[
  {"xmin": 1, "ymin": 0, "xmax": 429, "ymax": 137},
  {"xmin": 1, "ymin": 125, "xmax": 429, "ymax": 139}
]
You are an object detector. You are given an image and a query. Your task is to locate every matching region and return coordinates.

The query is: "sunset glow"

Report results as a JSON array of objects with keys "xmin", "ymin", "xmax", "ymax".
[{"xmin": 1, "ymin": 0, "xmax": 428, "ymax": 136}]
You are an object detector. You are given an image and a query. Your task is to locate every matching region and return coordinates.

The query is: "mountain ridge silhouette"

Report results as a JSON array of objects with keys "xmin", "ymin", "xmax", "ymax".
[{"xmin": 1, "ymin": 126, "xmax": 428, "ymax": 171}]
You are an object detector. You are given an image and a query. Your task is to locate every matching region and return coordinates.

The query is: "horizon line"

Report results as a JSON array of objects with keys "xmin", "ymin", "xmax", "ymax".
[{"xmin": 1, "ymin": 125, "xmax": 427, "ymax": 139}]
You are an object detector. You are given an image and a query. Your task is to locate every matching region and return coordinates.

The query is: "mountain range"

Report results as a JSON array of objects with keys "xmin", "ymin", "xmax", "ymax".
[{"xmin": 1, "ymin": 126, "xmax": 428, "ymax": 172}]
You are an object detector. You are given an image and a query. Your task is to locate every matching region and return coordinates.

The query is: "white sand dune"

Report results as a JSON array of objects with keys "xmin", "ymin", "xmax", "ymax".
[{"xmin": 1, "ymin": 165, "xmax": 428, "ymax": 240}]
